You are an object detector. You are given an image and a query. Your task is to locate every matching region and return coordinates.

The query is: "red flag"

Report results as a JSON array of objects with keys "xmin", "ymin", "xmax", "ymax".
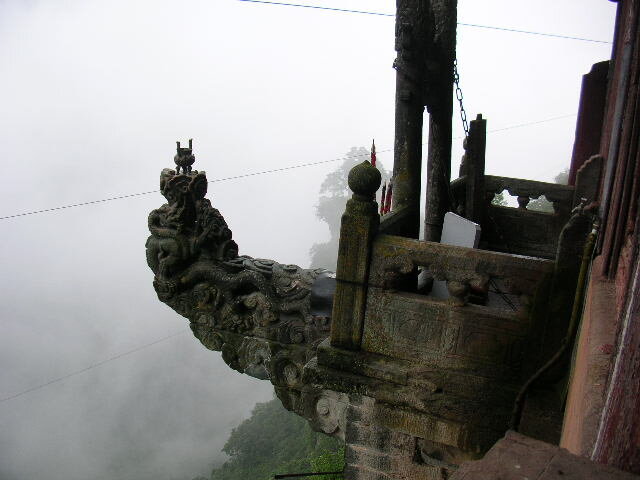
[
  {"xmin": 370, "ymin": 139, "xmax": 377, "ymax": 167},
  {"xmin": 380, "ymin": 181, "xmax": 386, "ymax": 215}
]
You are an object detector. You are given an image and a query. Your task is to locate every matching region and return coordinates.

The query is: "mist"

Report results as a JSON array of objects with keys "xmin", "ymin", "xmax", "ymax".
[{"xmin": 0, "ymin": 0, "xmax": 615, "ymax": 479}]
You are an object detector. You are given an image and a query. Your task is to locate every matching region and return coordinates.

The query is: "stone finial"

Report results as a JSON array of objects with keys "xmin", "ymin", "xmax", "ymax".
[
  {"xmin": 347, "ymin": 161, "xmax": 382, "ymax": 199},
  {"xmin": 174, "ymin": 138, "xmax": 196, "ymax": 175}
]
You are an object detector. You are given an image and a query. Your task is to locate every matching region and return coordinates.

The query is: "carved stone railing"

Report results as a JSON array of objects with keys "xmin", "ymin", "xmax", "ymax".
[
  {"xmin": 313, "ymin": 230, "xmax": 558, "ymax": 460},
  {"xmin": 362, "ymin": 234, "xmax": 554, "ymax": 379}
]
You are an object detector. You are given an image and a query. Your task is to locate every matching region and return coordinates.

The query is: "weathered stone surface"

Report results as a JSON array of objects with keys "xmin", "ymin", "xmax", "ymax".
[
  {"xmin": 331, "ymin": 160, "xmax": 381, "ymax": 350},
  {"xmin": 451, "ymin": 431, "xmax": 640, "ymax": 480},
  {"xmin": 318, "ymin": 338, "xmax": 410, "ymax": 385},
  {"xmin": 573, "ymin": 154, "xmax": 603, "ymax": 207},
  {"xmin": 362, "ymin": 290, "xmax": 532, "ymax": 378}
]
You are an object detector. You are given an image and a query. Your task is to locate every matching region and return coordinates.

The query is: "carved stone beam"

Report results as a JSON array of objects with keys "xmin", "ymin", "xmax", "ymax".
[{"xmin": 145, "ymin": 144, "xmax": 332, "ymax": 385}]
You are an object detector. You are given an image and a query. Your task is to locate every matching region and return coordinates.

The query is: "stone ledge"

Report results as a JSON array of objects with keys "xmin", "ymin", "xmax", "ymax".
[
  {"xmin": 317, "ymin": 338, "xmax": 411, "ymax": 385},
  {"xmin": 344, "ymin": 462, "xmax": 394, "ymax": 480},
  {"xmin": 451, "ymin": 431, "xmax": 640, "ymax": 480}
]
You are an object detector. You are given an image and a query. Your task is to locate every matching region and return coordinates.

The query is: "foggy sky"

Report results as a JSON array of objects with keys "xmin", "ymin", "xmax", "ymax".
[{"xmin": 0, "ymin": 0, "xmax": 616, "ymax": 479}]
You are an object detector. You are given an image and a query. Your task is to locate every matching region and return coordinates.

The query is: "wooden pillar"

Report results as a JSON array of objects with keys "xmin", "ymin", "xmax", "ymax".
[
  {"xmin": 464, "ymin": 114, "xmax": 487, "ymax": 224},
  {"xmin": 422, "ymin": 0, "xmax": 457, "ymax": 242},
  {"xmin": 392, "ymin": 0, "xmax": 428, "ymax": 238},
  {"xmin": 330, "ymin": 161, "xmax": 381, "ymax": 350},
  {"xmin": 392, "ymin": 0, "xmax": 457, "ymax": 241}
]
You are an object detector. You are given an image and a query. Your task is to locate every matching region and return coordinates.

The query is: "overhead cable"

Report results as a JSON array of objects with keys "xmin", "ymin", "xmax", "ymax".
[
  {"xmin": 0, "ymin": 330, "xmax": 186, "ymax": 404},
  {"xmin": 0, "ymin": 114, "xmax": 578, "ymax": 222},
  {"xmin": 0, "ymin": 150, "xmax": 384, "ymax": 221},
  {"xmin": 236, "ymin": 0, "xmax": 612, "ymax": 44}
]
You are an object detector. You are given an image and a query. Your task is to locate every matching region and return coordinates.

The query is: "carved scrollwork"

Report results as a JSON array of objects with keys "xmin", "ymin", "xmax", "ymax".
[
  {"xmin": 270, "ymin": 350, "xmax": 304, "ymax": 388},
  {"xmin": 191, "ymin": 324, "xmax": 224, "ymax": 351},
  {"xmin": 237, "ymin": 338, "xmax": 272, "ymax": 380},
  {"xmin": 147, "ymin": 149, "xmax": 340, "ymax": 438},
  {"xmin": 146, "ymin": 157, "xmax": 331, "ymax": 346},
  {"xmin": 146, "ymin": 147, "xmax": 338, "ymax": 433},
  {"xmin": 313, "ymin": 391, "xmax": 348, "ymax": 439}
]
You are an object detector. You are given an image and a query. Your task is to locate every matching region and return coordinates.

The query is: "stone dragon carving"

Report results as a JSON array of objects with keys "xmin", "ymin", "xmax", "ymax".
[{"xmin": 146, "ymin": 143, "xmax": 338, "ymax": 434}]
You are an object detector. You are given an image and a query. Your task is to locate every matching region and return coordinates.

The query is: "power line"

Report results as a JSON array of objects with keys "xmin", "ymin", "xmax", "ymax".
[
  {"xmin": 237, "ymin": 0, "xmax": 612, "ymax": 44},
  {"xmin": 0, "ymin": 114, "xmax": 578, "ymax": 222},
  {"xmin": 0, "ymin": 190, "xmax": 159, "ymax": 221},
  {"xmin": 0, "ymin": 330, "xmax": 186, "ymax": 404},
  {"xmin": 450, "ymin": 113, "xmax": 575, "ymax": 140},
  {"xmin": 0, "ymin": 150, "xmax": 383, "ymax": 222},
  {"xmin": 456, "ymin": 22, "xmax": 611, "ymax": 44},
  {"xmin": 488, "ymin": 113, "xmax": 578, "ymax": 134},
  {"xmin": 237, "ymin": 0, "xmax": 394, "ymax": 17},
  {"xmin": 207, "ymin": 149, "xmax": 388, "ymax": 184}
]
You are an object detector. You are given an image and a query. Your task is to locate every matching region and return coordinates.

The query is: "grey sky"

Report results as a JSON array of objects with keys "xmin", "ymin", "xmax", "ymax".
[{"xmin": 0, "ymin": 0, "xmax": 616, "ymax": 479}]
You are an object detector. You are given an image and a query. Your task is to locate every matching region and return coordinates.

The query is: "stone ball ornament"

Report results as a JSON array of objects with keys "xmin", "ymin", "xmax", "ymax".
[{"xmin": 348, "ymin": 160, "xmax": 382, "ymax": 199}]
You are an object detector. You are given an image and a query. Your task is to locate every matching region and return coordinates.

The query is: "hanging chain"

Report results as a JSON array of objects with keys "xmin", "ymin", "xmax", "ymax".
[{"xmin": 453, "ymin": 58, "xmax": 469, "ymax": 138}]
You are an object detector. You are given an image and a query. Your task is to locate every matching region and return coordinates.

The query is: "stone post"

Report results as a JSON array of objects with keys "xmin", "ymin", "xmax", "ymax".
[{"xmin": 330, "ymin": 161, "xmax": 382, "ymax": 350}]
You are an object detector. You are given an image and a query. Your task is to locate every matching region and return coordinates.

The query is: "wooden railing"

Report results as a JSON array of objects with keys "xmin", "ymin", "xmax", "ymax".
[{"xmin": 451, "ymin": 175, "xmax": 575, "ymax": 259}]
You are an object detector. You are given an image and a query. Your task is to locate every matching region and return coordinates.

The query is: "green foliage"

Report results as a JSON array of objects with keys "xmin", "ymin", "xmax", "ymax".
[
  {"xmin": 210, "ymin": 398, "xmax": 344, "ymax": 480},
  {"xmin": 491, "ymin": 169, "xmax": 569, "ymax": 211},
  {"xmin": 309, "ymin": 446, "xmax": 346, "ymax": 479},
  {"xmin": 310, "ymin": 146, "xmax": 390, "ymax": 270},
  {"xmin": 527, "ymin": 168, "xmax": 569, "ymax": 212},
  {"xmin": 526, "ymin": 196, "xmax": 555, "ymax": 213},
  {"xmin": 491, "ymin": 191, "xmax": 508, "ymax": 206}
]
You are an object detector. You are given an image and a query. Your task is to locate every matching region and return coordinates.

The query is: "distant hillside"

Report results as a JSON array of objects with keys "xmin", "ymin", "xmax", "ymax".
[{"xmin": 210, "ymin": 397, "xmax": 344, "ymax": 480}]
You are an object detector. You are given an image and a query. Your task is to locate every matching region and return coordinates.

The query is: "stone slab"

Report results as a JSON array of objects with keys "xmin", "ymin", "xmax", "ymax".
[{"xmin": 451, "ymin": 431, "xmax": 640, "ymax": 480}]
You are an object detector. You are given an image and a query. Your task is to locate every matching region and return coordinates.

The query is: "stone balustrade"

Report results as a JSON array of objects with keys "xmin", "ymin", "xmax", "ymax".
[
  {"xmin": 484, "ymin": 175, "xmax": 575, "ymax": 215},
  {"xmin": 361, "ymin": 234, "xmax": 554, "ymax": 380}
]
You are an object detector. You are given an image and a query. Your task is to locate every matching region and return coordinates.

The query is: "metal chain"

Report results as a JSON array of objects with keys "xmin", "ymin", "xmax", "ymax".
[{"xmin": 453, "ymin": 58, "xmax": 469, "ymax": 137}]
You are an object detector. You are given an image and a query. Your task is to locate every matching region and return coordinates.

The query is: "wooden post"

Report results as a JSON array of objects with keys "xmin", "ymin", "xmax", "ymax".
[
  {"xmin": 392, "ymin": 0, "xmax": 428, "ymax": 238},
  {"xmin": 422, "ymin": 0, "xmax": 457, "ymax": 243},
  {"xmin": 330, "ymin": 161, "xmax": 381, "ymax": 350},
  {"xmin": 392, "ymin": 0, "xmax": 457, "ymax": 241},
  {"xmin": 568, "ymin": 61, "xmax": 608, "ymax": 186},
  {"xmin": 464, "ymin": 114, "xmax": 487, "ymax": 224}
]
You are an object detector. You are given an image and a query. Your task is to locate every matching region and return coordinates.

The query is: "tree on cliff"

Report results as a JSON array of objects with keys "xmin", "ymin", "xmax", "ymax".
[
  {"xmin": 310, "ymin": 146, "xmax": 390, "ymax": 270},
  {"xmin": 210, "ymin": 398, "xmax": 343, "ymax": 480}
]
